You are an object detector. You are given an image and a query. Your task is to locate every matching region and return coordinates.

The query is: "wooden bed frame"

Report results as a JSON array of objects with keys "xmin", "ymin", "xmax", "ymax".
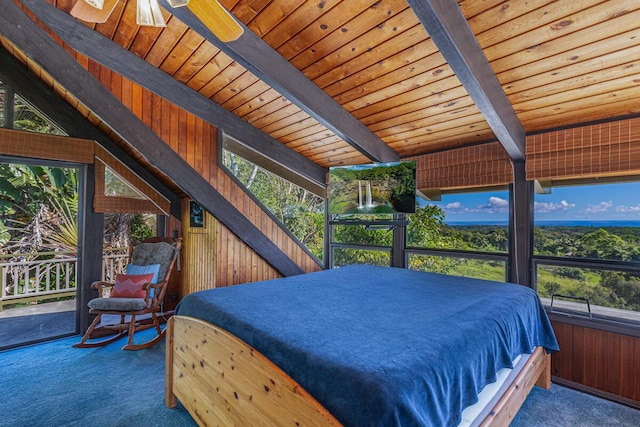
[{"xmin": 165, "ymin": 315, "xmax": 551, "ymax": 426}]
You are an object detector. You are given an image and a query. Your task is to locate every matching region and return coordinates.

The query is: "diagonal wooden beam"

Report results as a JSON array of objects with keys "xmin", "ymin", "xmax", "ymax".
[
  {"xmin": 406, "ymin": 0, "xmax": 525, "ymax": 160},
  {"xmin": 161, "ymin": 0, "xmax": 400, "ymax": 164},
  {"xmin": 0, "ymin": 0, "xmax": 305, "ymax": 276},
  {"xmin": 0, "ymin": 45, "xmax": 183, "ymax": 219},
  {"xmin": 18, "ymin": 0, "xmax": 325, "ymax": 192}
]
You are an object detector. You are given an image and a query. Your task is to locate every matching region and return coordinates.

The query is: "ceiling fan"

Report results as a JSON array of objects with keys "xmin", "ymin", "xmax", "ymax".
[{"xmin": 70, "ymin": 0, "xmax": 244, "ymax": 42}]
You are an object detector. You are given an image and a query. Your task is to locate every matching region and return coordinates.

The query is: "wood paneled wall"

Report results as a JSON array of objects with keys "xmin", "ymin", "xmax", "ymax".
[
  {"xmin": 551, "ymin": 320, "xmax": 640, "ymax": 406},
  {"xmin": 74, "ymin": 54, "xmax": 321, "ymax": 292},
  {"xmin": 182, "ymin": 200, "xmax": 218, "ymax": 295}
]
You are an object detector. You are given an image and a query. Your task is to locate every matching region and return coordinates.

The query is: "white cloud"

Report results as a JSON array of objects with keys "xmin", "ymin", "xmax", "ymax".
[
  {"xmin": 441, "ymin": 196, "xmax": 511, "ymax": 217},
  {"xmin": 615, "ymin": 204, "xmax": 640, "ymax": 213},
  {"xmin": 470, "ymin": 196, "xmax": 509, "ymax": 214},
  {"xmin": 534, "ymin": 200, "xmax": 575, "ymax": 213},
  {"xmin": 487, "ymin": 196, "xmax": 509, "ymax": 208},
  {"xmin": 441, "ymin": 201, "xmax": 470, "ymax": 215},
  {"xmin": 584, "ymin": 201, "xmax": 613, "ymax": 213}
]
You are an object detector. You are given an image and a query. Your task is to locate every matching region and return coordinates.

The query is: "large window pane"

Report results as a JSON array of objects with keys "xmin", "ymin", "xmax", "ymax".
[
  {"xmin": 534, "ymin": 180, "xmax": 640, "ymax": 324},
  {"xmin": 332, "ymin": 219, "xmax": 393, "ymax": 247},
  {"xmin": 221, "ymin": 143, "xmax": 324, "ymax": 261},
  {"xmin": 409, "ymin": 189, "xmax": 509, "ymax": 253},
  {"xmin": 536, "ymin": 264, "xmax": 640, "ymax": 323},
  {"xmin": 534, "ymin": 182, "xmax": 640, "ymax": 261}
]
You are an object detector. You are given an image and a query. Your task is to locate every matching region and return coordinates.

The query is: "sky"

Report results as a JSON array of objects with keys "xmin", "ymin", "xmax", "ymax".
[{"xmin": 422, "ymin": 181, "xmax": 640, "ymax": 223}]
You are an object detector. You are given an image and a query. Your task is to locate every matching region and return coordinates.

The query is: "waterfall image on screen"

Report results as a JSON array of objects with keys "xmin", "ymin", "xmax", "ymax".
[{"xmin": 328, "ymin": 161, "xmax": 417, "ymax": 215}]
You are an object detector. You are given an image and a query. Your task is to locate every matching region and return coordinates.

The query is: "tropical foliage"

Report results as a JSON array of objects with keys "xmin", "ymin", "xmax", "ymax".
[{"xmin": 0, "ymin": 163, "xmax": 78, "ymax": 254}]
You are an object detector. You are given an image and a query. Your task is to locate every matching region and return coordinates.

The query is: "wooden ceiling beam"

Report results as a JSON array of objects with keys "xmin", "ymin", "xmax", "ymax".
[
  {"xmin": 162, "ymin": 1, "xmax": 400, "ymax": 164},
  {"xmin": 0, "ymin": 0, "xmax": 305, "ymax": 277},
  {"xmin": 406, "ymin": 0, "xmax": 525, "ymax": 161},
  {"xmin": 19, "ymin": 0, "xmax": 326, "ymax": 189},
  {"xmin": 0, "ymin": 45, "xmax": 183, "ymax": 219}
]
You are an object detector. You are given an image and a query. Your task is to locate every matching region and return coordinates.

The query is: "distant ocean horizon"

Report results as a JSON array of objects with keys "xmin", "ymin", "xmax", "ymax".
[{"xmin": 445, "ymin": 220, "xmax": 640, "ymax": 227}]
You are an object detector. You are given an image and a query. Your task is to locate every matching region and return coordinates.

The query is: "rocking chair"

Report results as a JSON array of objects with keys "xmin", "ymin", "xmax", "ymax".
[{"xmin": 74, "ymin": 237, "xmax": 182, "ymax": 350}]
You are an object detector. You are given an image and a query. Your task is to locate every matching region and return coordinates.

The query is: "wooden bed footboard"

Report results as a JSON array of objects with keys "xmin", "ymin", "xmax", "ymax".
[
  {"xmin": 166, "ymin": 315, "xmax": 551, "ymax": 426},
  {"xmin": 165, "ymin": 315, "xmax": 341, "ymax": 426}
]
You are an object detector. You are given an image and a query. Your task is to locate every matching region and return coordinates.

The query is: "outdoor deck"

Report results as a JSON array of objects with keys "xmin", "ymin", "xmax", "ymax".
[{"xmin": 0, "ymin": 299, "xmax": 76, "ymax": 349}]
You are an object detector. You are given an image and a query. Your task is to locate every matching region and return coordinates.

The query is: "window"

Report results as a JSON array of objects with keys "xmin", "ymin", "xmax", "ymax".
[
  {"xmin": 104, "ymin": 167, "xmax": 147, "ymax": 199},
  {"xmin": 13, "ymin": 93, "xmax": 65, "ymax": 135},
  {"xmin": 332, "ymin": 246, "xmax": 391, "ymax": 268},
  {"xmin": 220, "ymin": 134, "xmax": 324, "ymax": 261},
  {"xmin": 329, "ymin": 215, "xmax": 395, "ymax": 267},
  {"xmin": 0, "ymin": 80, "xmax": 65, "ymax": 135},
  {"xmin": 534, "ymin": 180, "xmax": 640, "ymax": 325},
  {"xmin": 407, "ymin": 189, "xmax": 509, "ymax": 281}
]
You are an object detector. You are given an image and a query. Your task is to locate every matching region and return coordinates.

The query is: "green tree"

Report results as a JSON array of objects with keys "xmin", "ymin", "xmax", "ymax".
[
  {"xmin": 600, "ymin": 270, "xmax": 640, "ymax": 311},
  {"xmin": 12, "ymin": 95, "xmax": 64, "ymax": 135},
  {"xmin": 42, "ymin": 196, "xmax": 79, "ymax": 251},
  {"xmin": 406, "ymin": 205, "xmax": 466, "ymax": 273},
  {"xmin": 578, "ymin": 229, "xmax": 627, "ymax": 260}
]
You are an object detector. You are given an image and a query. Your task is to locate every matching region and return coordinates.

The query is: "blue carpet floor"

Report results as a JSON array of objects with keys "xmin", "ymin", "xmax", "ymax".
[
  {"xmin": 0, "ymin": 329, "xmax": 196, "ymax": 427},
  {"xmin": 512, "ymin": 383, "xmax": 640, "ymax": 426},
  {"xmin": 1, "ymin": 329, "xmax": 639, "ymax": 426}
]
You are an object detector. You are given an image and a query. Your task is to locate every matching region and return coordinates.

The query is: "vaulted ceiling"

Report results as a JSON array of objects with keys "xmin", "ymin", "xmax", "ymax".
[{"xmin": 2, "ymin": 0, "xmax": 640, "ymax": 181}]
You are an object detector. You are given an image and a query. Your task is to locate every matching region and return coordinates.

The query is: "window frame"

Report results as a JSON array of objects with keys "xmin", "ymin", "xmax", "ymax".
[{"xmin": 218, "ymin": 130, "xmax": 325, "ymax": 266}]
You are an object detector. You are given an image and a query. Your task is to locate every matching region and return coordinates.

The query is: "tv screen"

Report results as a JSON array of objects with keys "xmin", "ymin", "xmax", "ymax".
[{"xmin": 328, "ymin": 161, "xmax": 417, "ymax": 215}]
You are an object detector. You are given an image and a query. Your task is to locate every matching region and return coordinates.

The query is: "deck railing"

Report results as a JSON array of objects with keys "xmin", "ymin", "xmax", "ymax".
[{"xmin": 0, "ymin": 248, "xmax": 129, "ymax": 309}]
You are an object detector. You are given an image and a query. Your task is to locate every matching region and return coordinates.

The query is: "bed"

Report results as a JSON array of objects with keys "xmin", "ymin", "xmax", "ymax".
[{"xmin": 165, "ymin": 265, "xmax": 559, "ymax": 426}]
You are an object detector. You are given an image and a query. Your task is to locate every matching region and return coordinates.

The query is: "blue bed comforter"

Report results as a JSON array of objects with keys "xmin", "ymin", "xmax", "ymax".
[{"xmin": 176, "ymin": 265, "xmax": 559, "ymax": 426}]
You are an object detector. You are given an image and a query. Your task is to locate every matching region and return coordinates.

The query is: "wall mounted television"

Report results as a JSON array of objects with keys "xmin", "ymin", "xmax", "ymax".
[{"xmin": 328, "ymin": 161, "xmax": 417, "ymax": 215}]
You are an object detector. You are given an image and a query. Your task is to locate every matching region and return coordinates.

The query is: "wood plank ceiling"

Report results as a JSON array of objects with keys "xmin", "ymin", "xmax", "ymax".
[{"xmin": 7, "ymin": 0, "xmax": 640, "ymax": 171}]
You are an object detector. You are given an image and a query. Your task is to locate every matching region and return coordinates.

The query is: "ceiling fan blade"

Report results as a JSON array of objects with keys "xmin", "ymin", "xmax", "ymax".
[
  {"xmin": 70, "ymin": 0, "xmax": 119, "ymax": 23},
  {"xmin": 186, "ymin": 0, "xmax": 244, "ymax": 43}
]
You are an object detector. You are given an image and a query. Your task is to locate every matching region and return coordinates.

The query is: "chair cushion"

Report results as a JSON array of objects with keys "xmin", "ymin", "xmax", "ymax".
[
  {"xmin": 126, "ymin": 263, "xmax": 160, "ymax": 284},
  {"xmin": 126, "ymin": 264, "xmax": 160, "ymax": 299},
  {"xmin": 131, "ymin": 242, "xmax": 175, "ymax": 283},
  {"xmin": 110, "ymin": 273, "xmax": 154, "ymax": 299},
  {"xmin": 88, "ymin": 297, "xmax": 147, "ymax": 311}
]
